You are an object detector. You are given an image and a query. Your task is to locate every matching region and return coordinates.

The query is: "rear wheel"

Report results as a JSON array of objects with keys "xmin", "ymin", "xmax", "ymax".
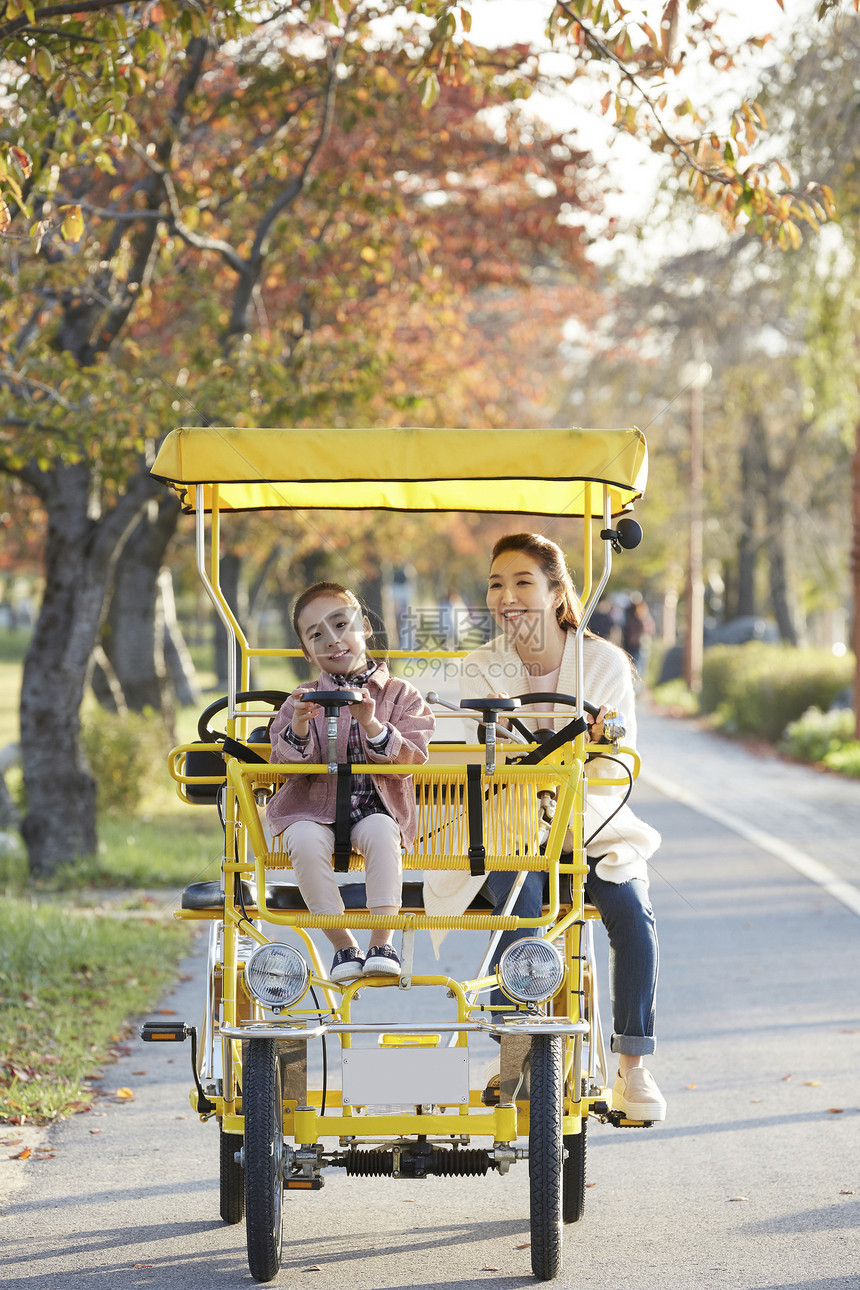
[
  {"xmin": 529, "ymin": 1035, "xmax": 563, "ymax": 1280},
  {"xmin": 562, "ymin": 1123, "xmax": 587, "ymax": 1224},
  {"xmin": 244, "ymin": 1039, "xmax": 284, "ymax": 1283},
  {"xmin": 219, "ymin": 1124, "xmax": 245, "ymax": 1224}
]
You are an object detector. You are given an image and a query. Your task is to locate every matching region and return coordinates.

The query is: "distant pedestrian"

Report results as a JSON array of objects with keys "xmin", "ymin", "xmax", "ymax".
[
  {"xmin": 589, "ymin": 597, "xmax": 615, "ymax": 641},
  {"xmin": 621, "ymin": 592, "xmax": 655, "ymax": 673}
]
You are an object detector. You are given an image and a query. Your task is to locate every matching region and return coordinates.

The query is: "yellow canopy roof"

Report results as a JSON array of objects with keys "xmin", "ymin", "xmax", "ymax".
[{"xmin": 151, "ymin": 426, "xmax": 647, "ymax": 516}]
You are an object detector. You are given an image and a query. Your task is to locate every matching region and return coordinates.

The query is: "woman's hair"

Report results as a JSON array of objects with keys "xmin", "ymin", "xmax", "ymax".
[
  {"xmin": 291, "ymin": 580, "xmax": 386, "ymax": 661},
  {"xmin": 490, "ymin": 533, "xmax": 588, "ymax": 633}
]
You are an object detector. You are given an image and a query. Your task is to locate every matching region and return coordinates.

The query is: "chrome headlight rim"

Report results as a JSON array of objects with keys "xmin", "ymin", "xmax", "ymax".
[
  {"xmin": 497, "ymin": 937, "xmax": 565, "ymax": 1005},
  {"xmin": 244, "ymin": 942, "xmax": 310, "ymax": 1010}
]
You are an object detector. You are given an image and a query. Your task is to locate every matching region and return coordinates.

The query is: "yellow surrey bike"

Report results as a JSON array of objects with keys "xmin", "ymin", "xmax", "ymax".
[{"xmin": 142, "ymin": 425, "xmax": 651, "ymax": 1283}]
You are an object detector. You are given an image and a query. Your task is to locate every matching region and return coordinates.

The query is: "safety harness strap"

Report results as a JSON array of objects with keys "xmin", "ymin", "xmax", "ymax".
[
  {"xmin": 466, "ymin": 762, "xmax": 486, "ymax": 875},
  {"xmin": 333, "ymin": 763, "xmax": 352, "ymax": 872}
]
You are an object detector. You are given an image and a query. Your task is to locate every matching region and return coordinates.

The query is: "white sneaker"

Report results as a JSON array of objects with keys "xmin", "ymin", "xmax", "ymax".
[{"xmin": 611, "ymin": 1067, "xmax": 667, "ymax": 1121}]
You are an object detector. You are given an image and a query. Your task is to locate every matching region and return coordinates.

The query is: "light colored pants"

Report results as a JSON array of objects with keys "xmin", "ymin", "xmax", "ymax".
[{"xmin": 282, "ymin": 814, "xmax": 402, "ymax": 913}]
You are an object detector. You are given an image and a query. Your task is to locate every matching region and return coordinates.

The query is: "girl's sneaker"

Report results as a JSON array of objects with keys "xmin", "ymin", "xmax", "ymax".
[
  {"xmin": 330, "ymin": 947, "xmax": 365, "ymax": 983},
  {"xmin": 363, "ymin": 944, "xmax": 401, "ymax": 978}
]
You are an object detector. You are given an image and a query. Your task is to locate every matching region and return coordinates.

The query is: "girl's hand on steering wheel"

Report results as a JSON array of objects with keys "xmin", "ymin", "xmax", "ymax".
[
  {"xmin": 587, "ymin": 704, "xmax": 608, "ymax": 743},
  {"xmin": 353, "ymin": 687, "xmax": 385, "ymax": 740},
  {"xmin": 289, "ymin": 687, "xmax": 323, "ymax": 737}
]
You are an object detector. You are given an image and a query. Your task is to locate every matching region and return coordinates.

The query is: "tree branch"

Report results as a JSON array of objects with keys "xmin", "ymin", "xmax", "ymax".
[{"xmin": 0, "ymin": 0, "xmax": 146, "ymax": 42}]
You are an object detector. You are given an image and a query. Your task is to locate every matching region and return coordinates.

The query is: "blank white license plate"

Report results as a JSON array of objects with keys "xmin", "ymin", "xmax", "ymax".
[{"xmin": 341, "ymin": 1047, "xmax": 470, "ymax": 1106}]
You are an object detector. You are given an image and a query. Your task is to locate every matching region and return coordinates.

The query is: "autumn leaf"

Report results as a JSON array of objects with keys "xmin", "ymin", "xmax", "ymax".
[
  {"xmin": 11, "ymin": 1147, "xmax": 32, "ymax": 1159},
  {"xmin": 10, "ymin": 146, "xmax": 32, "ymax": 178},
  {"xmin": 115, "ymin": 1087, "xmax": 135, "ymax": 1100},
  {"xmin": 827, "ymin": 1108, "xmax": 844, "ymax": 1114},
  {"xmin": 59, "ymin": 205, "xmax": 84, "ymax": 243},
  {"xmin": 803, "ymin": 1080, "xmax": 822, "ymax": 1086},
  {"xmin": 728, "ymin": 1196, "xmax": 749, "ymax": 1202}
]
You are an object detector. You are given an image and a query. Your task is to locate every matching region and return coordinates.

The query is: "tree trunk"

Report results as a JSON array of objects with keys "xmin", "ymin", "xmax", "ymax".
[
  {"xmin": 214, "ymin": 551, "xmax": 252, "ymax": 690},
  {"xmin": 736, "ymin": 419, "xmax": 759, "ymax": 618},
  {"xmin": 160, "ymin": 566, "xmax": 200, "ymax": 708},
  {"xmin": 19, "ymin": 462, "xmax": 157, "ymax": 877},
  {"xmin": 97, "ymin": 493, "xmax": 181, "ymax": 737},
  {"xmin": 757, "ymin": 419, "xmax": 798, "ymax": 646}
]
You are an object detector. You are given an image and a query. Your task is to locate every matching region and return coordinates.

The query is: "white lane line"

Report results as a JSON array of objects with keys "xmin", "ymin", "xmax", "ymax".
[{"xmin": 641, "ymin": 767, "xmax": 860, "ymax": 920}]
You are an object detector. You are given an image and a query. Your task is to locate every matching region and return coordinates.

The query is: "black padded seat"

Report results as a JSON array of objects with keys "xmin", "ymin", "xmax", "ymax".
[
  {"xmin": 181, "ymin": 879, "xmax": 257, "ymax": 910},
  {"xmin": 263, "ymin": 881, "xmax": 496, "ymax": 913},
  {"xmin": 180, "ymin": 874, "xmax": 585, "ymax": 914}
]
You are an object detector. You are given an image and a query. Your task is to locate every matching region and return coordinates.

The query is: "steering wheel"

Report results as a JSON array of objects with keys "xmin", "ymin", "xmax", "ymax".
[
  {"xmin": 300, "ymin": 689, "xmax": 362, "ymax": 710},
  {"xmin": 507, "ymin": 692, "xmax": 600, "ymax": 742},
  {"xmin": 197, "ymin": 689, "xmax": 291, "ymax": 743}
]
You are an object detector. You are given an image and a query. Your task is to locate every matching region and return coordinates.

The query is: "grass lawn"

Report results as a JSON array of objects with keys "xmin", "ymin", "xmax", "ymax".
[
  {"xmin": 0, "ymin": 635, "xmax": 300, "ymax": 1123},
  {"xmin": 0, "ymin": 899, "xmax": 197, "ymax": 1122}
]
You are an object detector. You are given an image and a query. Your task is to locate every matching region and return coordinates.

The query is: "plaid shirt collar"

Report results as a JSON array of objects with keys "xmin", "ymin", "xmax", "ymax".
[{"xmin": 329, "ymin": 660, "xmax": 380, "ymax": 689}]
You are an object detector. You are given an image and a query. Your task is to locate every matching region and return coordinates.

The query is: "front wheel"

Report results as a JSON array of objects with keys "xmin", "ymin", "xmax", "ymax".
[
  {"xmin": 529, "ymin": 1035, "xmax": 563, "ymax": 1280},
  {"xmin": 562, "ymin": 1123, "xmax": 587, "ymax": 1224},
  {"xmin": 244, "ymin": 1039, "xmax": 284, "ymax": 1283}
]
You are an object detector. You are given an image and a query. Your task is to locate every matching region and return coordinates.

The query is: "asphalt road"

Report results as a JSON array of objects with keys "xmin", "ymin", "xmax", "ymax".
[{"xmin": 2, "ymin": 716, "xmax": 859, "ymax": 1290}]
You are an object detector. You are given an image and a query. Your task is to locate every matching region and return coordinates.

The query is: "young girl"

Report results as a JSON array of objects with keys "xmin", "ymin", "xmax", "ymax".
[{"xmin": 267, "ymin": 581, "xmax": 434, "ymax": 983}]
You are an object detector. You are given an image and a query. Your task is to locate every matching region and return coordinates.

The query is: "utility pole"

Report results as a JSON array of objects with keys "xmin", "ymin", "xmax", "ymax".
[{"xmin": 682, "ymin": 343, "xmax": 711, "ymax": 693}]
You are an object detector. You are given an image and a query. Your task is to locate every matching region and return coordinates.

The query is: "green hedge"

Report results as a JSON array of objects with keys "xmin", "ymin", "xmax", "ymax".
[
  {"xmin": 780, "ymin": 706, "xmax": 860, "ymax": 777},
  {"xmin": 699, "ymin": 643, "xmax": 854, "ymax": 743}
]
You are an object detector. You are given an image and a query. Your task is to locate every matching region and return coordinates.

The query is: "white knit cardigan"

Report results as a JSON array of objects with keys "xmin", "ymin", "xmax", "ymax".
[{"xmin": 422, "ymin": 630, "xmax": 661, "ymax": 950}]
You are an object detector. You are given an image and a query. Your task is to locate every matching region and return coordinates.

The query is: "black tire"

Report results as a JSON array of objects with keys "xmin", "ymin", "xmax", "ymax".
[
  {"xmin": 220, "ymin": 1124, "xmax": 245, "ymax": 1225},
  {"xmin": 529, "ymin": 1035, "xmax": 563, "ymax": 1280},
  {"xmin": 244, "ymin": 1039, "xmax": 284, "ymax": 1283},
  {"xmin": 562, "ymin": 1123, "xmax": 587, "ymax": 1224}
]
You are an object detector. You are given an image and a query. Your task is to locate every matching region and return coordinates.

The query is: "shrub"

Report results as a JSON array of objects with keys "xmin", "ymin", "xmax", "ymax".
[
  {"xmin": 699, "ymin": 643, "xmax": 854, "ymax": 743},
  {"xmin": 822, "ymin": 743, "xmax": 860, "ymax": 777},
  {"xmin": 780, "ymin": 706, "xmax": 857, "ymax": 764},
  {"xmin": 80, "ymin": 709, "xmax": 169, "ymax": 817}
]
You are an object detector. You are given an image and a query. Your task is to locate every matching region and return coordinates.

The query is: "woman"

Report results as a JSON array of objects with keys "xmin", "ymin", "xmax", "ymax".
[{"xmin": 424, "ymin": 533, "xmax": 666, "ymax": 1121}]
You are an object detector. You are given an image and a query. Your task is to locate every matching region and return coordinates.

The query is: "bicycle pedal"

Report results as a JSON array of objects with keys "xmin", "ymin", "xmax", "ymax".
[{"xmin": 140, "ymin": 1020, "xmax": 189, "ymax": 1043}]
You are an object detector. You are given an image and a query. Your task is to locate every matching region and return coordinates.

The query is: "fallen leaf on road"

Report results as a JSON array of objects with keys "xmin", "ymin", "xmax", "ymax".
[
  {"xmin": 751, "ymin": 1099, "xmax": 762, "ymax": 1103},
  {"xmin": 131, "ymin": 1071, "xmax": 147, "ymax": 1076},
  {"xmin": 11, "ymin": 1148, "xmax": 31, "ymax": 1160},
  {"xmin": 157, "ymin": 1009, "xmax": 177, "ymax": 1016},
  {"xmin": 803, "ymin": 1081, "xmax": 822, "ymax": 1086},
  {"xmin": 840, "ymin": 1189, "xmax": 855, "ymax": 1195},
  {"xmin": 482, "ymin": 1266, "xmax": 500, "ymax": 1272},
  {"xmin": 403, "ymin": 1198, "xmax": 416, "ymax": 1203},
  {"xmin": 0, "ymin": 1139, "xmax": 23, "ymax": 1146},
  {"xmin": 115, "ymin": 1088, "xmax": 135, "ymax": 1100},
  {"xmin": 728, "ymin": 1196, "xmax": 749, "ymax": 1202},
  {"xmin": 685, "ymin": 1083, "xmax": 697, "ymax": 1089},
  {"xmin": 303, "ymin": 1265, "xmax": 322, "ymax": 1272},
  {"xmin": 781, "ymin": 1074, "xmax": 792, "ymax": 1082},
  {"xmin": 827, "ymin": 1108, "xmax": 844, "ymax": 1114},
  {"xmin": 132, "ymin": 1264, "xmax": 152, "ymax": 1269},
  {"xmin": 838, "ymin": 1029, "xmax": 858, "ymax": 1034},
  {"xmin": 89, "ymin": 1129, "xmax": 103, "ymax": 1135},
  {"xmin": 514, "ymin": 1243, "xmax": 530, "ymax": 1249},
  {"xmin": 586, "ymin": 1182, "xmax": 597, "ymax": 1188}
]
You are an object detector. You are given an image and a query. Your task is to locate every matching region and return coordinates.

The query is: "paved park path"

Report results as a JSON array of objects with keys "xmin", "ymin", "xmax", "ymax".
[{"xmin": 2, "ymin": 704, "xmax": 858, "ymax": 1289}]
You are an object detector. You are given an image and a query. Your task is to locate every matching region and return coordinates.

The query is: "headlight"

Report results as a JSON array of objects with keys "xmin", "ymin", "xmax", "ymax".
[
  {"xmin": 244, "ymin": 943, "xmax": 309, "ymax": 1010},
  {"xmin": 498, "ymin": 938, "xmax": 565, "ymax": 1005}
]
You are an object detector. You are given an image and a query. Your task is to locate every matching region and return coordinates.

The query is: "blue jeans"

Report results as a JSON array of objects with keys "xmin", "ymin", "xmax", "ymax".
[{"xmin": 485, "ymin": 860, "xmax": 658, "ymax": 1056}]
